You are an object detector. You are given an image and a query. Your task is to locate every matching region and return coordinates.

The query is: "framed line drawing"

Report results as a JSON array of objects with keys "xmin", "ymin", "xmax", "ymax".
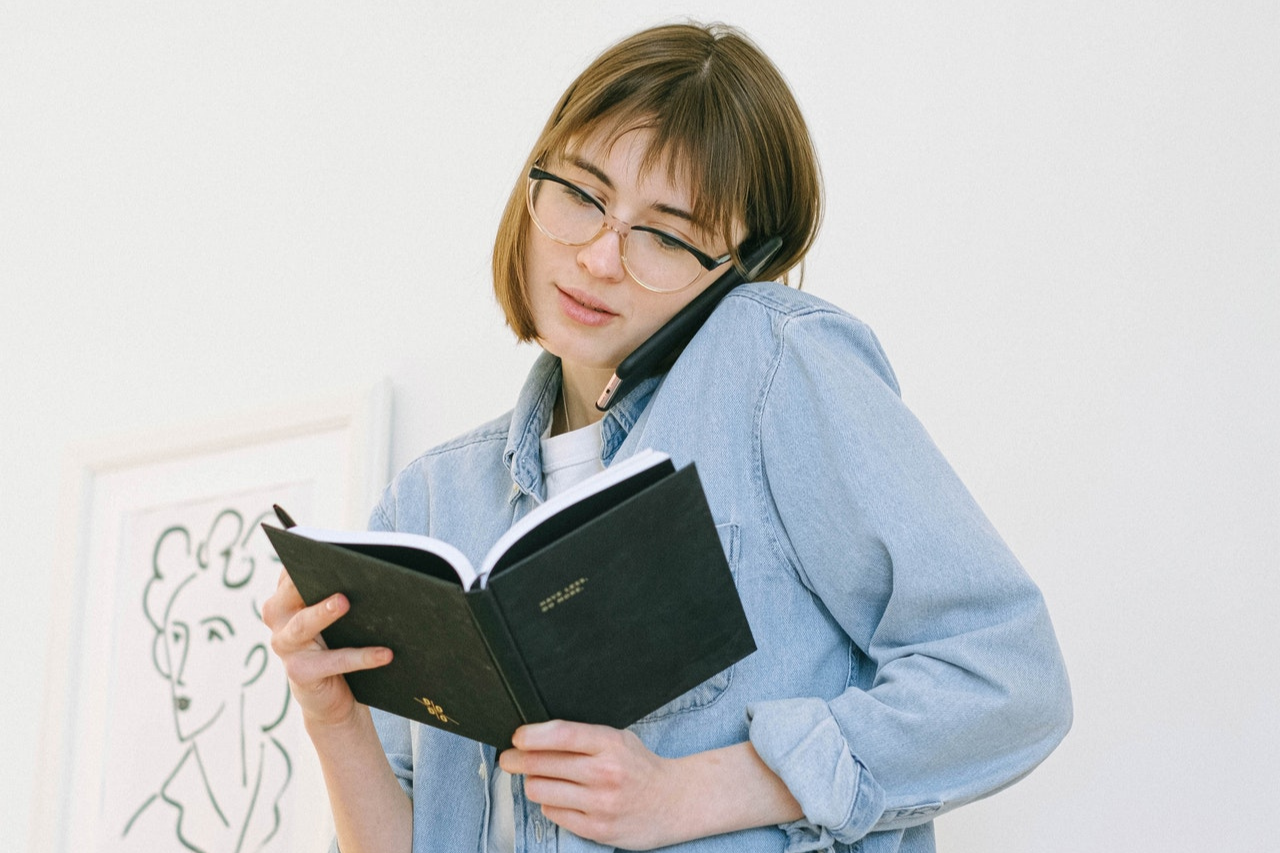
[{"xmin": 31, "ymin": 382, "xmax": 392, "ymax": 853}]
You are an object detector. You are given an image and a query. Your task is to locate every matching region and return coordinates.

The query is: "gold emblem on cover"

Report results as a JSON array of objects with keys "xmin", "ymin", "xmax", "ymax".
[{"xmin": 415, "ymin": 696, "xmax": 458, "ymax": 725}]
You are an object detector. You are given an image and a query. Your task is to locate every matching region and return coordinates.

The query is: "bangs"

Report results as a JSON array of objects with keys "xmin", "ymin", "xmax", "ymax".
[{"xmin": 533, "ymin": 46, "xmax": 764, "ymax": 263}]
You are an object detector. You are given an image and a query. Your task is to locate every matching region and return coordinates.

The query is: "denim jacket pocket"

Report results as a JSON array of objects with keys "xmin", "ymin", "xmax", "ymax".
[{"xmin": 633, "ymin": 522, "xmax": 740, "ymax": 723}]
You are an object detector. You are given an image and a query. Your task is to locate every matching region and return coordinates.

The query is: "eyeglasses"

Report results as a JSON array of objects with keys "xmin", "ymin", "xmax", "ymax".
[{"xmin": 526, "ymin": 166, "xmax": 731, "ymax": 293}]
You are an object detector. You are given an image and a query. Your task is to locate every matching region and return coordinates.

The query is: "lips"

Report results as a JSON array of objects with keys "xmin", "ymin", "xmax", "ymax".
[
  {"xmin": 559, "ymin": 286, "xmax": 616, "ymax": 314},
  {"xmin": 556, "ymin": 285, "xmax": 618, "ymax": 326}
]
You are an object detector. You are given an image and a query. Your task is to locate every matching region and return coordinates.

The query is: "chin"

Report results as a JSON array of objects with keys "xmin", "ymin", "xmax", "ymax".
[{"xmin": 537, "ymin": 333, "xmax": 627, "ymax": 373}]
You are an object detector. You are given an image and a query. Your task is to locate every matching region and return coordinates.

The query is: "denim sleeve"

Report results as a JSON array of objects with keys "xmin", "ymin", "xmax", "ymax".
[{"xmin": 750, "ymin": 309, "xmax": 1072, "ymax": 848}]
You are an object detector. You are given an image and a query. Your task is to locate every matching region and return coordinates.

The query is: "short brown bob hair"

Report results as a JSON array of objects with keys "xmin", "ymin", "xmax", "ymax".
[{"xmin": 492, "ymin": 22, "xmax": 823, "ymax": 341}]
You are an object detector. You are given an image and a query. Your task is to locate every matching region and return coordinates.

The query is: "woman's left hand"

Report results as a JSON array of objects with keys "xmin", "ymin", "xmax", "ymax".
[{"xmin": 499, "ymin": 720, "xmax": 688, "ymax": 850}]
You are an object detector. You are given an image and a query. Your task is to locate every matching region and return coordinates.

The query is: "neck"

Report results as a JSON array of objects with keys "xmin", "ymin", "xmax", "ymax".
[
  {"xmin": 556, "ymin": 363, "xmax": 610, "ymax": 436},
  {"xmin": 189, "ymin": 697, "xmax": 262, "ymax": 802}
]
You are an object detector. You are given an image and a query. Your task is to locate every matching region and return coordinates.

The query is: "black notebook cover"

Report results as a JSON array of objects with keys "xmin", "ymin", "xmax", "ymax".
[
  {"xmin": 264, "ymin": 463, "xmax": 756, "ymax": 749},
  {"xmin": 265, "ymin": 529, "xmax": 527, "ymax": 742}
]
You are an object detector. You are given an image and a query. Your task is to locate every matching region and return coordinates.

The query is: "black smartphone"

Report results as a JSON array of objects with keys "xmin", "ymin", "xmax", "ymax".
[{"xmin": 595, "ymin": 235, "xmax": 784, "ymax": 412}]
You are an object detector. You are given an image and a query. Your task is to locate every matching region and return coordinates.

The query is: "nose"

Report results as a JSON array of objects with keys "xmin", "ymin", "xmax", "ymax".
[
  {"xmin": 576, "ymin": 223, "xmax": 628, "ymax": 283},
  {"xmin": 174, "ymin": 651, "xmax": 188, "ymax": 687}
]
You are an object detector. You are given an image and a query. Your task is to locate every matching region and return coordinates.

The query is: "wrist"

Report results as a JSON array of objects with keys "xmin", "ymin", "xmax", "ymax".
[
  {"xmin": 655, "ymin": 753, "xmax": 706, "ymax": 847},
  {"xmin": 670, "ymin": 742, "xmax": 803, "ymax": 841},
  {"xmin": 303, "ymin": 701, "xmax": 373, "ymax": 743}
]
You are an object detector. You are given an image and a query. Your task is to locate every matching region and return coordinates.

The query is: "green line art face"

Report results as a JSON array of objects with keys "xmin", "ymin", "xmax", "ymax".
[
  {"xmin": 162, "ymin": 577, "xmax": 256, "ymax": 741},
  {"xmin": 125, "ymin": 505, "xmax": 294, "ymax": 851}
]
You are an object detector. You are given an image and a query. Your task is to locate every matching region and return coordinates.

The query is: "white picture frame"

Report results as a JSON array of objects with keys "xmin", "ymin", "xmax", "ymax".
[{"xmin": 31, "ymin": 382, "xmax": 392, "ymax": 853}]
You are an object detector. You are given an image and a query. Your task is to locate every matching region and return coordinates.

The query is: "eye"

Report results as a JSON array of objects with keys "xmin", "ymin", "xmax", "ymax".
[
  {"xmin": 171, "ymin": 630, "xmax": 182, "ymax": 644},
  {"xmin": 650, "ymin": 230, "xmax": 692, "ymax": 255},
  {"xmin": 558, "ymin": 181, "xmax": 601, "ymax": 209},
  {"xmin": 206, "ymin": 627, "xmax": 224, "ymax": 642}
]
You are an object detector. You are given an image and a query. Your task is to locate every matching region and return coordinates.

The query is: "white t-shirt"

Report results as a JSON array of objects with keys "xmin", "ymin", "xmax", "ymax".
[{"xmin": 487, "ymin": 418, "xmax": 605, "ymax": 853}]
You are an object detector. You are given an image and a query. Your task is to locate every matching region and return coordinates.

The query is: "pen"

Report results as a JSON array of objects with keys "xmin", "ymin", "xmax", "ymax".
[{"xmin": 273, "ymin": 504, "xmax": 297, "ymax": 529}]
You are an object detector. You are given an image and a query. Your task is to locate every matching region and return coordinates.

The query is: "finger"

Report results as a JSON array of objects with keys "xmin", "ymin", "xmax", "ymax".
[
  {"xmin": 286, "ymin": 644, "xmax": 393, "ymax": 685},
  {"xmin": 261, "ymin": 570, "xmax": 305, "ymax": 630},
  {"xmin": 511, "ymin": 720, "xmax": 615, "ymax": 755},
  {"xmin": 537, "ymin": 804, "xmax": 596, "ymax": 841},
  {"xmin": 271, "ymin": 593, "xmax": 350, "ymax": 655},
  {"xmin": 500, "ymin": 747, "xmax": 587, "ymax": 782},
  {"xmin": 522, "ymin": 775, "xmax": 593, "ymax": 812},
  {"xmin": 274, "ymin": 567, "xmax": 301, "ymax": 598}
]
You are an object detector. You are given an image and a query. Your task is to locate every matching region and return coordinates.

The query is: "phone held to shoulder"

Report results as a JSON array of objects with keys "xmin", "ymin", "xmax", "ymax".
[{"xmin": 595, "ymin": 235, "xmax": 783, "ymax": 412}]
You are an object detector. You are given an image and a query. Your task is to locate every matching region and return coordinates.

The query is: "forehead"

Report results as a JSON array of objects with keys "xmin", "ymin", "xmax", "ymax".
[
  {"xmin": 167, "ymin": 573, "xmax": 246, "ymax": 621},
  {"xmin": 558, "ymin": 126, "xmax": 696, "ymax": 204}
]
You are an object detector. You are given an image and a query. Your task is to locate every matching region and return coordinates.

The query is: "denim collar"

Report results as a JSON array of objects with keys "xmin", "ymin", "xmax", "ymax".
[{"xmin": 502, "ymin": 350, "xmax": 662, "ymax": 503}]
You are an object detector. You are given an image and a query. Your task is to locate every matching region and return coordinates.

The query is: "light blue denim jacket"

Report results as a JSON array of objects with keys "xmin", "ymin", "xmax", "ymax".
[{"xmin": 360, "ymin": 282, "xmax": 1071, "ymax": 853}]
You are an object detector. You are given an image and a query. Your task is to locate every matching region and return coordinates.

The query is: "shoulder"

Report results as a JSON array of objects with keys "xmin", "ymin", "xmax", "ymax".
[
  {"xmin": 371, "ymin": 411, "xmax": 513, "ymax": 532},
  {"xmin": 708, "ymin": 282, "xmax": 901, "ymax": 396},
  {"xmin": 398, "ymin": 410, "xmax": 512, "ymax": 482},
  {"xmin": 416, "ymin": 411, "xmax": 512, "ymax": 461},
  {"xmin": 723, "ymin": 279, "xmax": 848, "ymax": 319}
]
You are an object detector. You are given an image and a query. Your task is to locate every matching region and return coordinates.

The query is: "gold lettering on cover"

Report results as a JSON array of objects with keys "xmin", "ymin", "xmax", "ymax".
[
  {"xmin": 414, "ymin": 696, "xmax": 458, "ymax": 725},
  {"xmin": 539, "ymin": 577, "xmax": 588, "ymax": 613}
]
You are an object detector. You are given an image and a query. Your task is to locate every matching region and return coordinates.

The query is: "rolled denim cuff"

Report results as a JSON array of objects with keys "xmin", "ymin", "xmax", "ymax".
[{"xmin": 747, "ymin": 697, "xmax": 886, "ymax": 847}]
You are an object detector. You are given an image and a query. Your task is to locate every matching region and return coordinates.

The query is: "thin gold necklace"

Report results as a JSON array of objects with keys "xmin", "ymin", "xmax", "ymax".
[{"xmin": 558, "ymin": 390, "xmax": 575, "ymax": 433}]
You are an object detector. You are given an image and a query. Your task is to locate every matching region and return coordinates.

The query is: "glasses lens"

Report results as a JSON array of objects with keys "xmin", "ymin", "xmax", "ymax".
[
  {"xmin": 527, "ymin": 175, "xmax": 707, "ymax": 293},
  {"xmin": 624, "ymin": 230, "xmax": 704, "ymax": 292},
  {"xmin": 528, "ymin": 178, "xmax": 604, "ymax": 245}
]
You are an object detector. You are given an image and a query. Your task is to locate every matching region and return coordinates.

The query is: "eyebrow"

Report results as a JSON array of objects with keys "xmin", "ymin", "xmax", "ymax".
[
  {"xmin": 568, "ymin": 156, "xmax": 697, "ymax": 224},
  {"xmin": 200, "ymin": 616, "xmax": 236, "ymax": 636}
]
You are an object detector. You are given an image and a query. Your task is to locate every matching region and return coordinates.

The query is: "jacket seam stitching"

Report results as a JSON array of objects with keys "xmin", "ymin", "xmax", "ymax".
[
  {"xmin": 416, "ymin": 429, "xmax": 508, "ymax": 460},
  {"xmin": 727, "ymin": 286, "xmax": 846, "ymax": 321},
  {"xmin": 370, "ymin": 502, "xmax": 393, "ymax": 530},
  {"xmin": 754, "ymin": 312, "xmax": 809, "ymax": 589}
]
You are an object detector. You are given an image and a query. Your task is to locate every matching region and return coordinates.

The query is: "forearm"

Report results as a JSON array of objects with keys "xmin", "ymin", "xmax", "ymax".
[
  {"xmin": 306, "ymin": 704, "xmax": 412, "ymax": 853},
  {"xmin": 667, "ymin": 740, "xmax": 802, "ymax": 842}
]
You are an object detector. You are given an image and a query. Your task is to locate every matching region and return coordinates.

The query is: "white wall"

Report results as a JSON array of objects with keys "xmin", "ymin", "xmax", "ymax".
[{"xmin": 3, "ymin": 2, "xmax": 1276, "ymax": 850}]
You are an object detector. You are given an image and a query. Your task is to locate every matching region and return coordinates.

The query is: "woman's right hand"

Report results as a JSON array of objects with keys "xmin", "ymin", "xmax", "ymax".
[
  {"xmin": 262, "ymin": 569, "xmax": 393, "ymax": 729},
  {"xmin": 263, "ymin": 571, "xmax": 413, "ymax": 850}
]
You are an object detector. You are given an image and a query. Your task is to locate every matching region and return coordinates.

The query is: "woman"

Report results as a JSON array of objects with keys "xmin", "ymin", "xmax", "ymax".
[{"xmin": 264, "ymin": 22, "xmax": 1071, "ymax": 853}]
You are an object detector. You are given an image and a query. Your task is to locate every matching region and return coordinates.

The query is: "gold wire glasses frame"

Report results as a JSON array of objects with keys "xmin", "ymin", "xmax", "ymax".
[{"xmin": 526, "ymin": 166, "xmax": 732, "ymax": 293}]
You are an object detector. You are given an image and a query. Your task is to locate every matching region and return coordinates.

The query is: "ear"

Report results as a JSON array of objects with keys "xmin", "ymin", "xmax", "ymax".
[
  {"xmin": 242, "ymin": 644, "xmax": 268, "ymax": 687},
  {"xmin": 152, "ymin": 631, "xmax": 171, "ymax": 679}
]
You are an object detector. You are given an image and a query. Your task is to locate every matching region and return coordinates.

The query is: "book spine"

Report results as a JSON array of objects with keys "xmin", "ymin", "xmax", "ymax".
[{"xmin": 466, "ymin": 591, "xmax": 550, "ymax": 725}]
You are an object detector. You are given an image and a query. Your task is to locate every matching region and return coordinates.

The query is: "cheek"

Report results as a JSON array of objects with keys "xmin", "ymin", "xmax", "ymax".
[
  {"xmin": 191, "ymin": 636, "xmax": 227, "ymax": 668},
  {"xmin": 629, "ymin": 284, "xmax": 706, "ymax": 334},
  {"xmin": 525, "ymin": 227, "xmax": 562, "ymax": 281}
]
